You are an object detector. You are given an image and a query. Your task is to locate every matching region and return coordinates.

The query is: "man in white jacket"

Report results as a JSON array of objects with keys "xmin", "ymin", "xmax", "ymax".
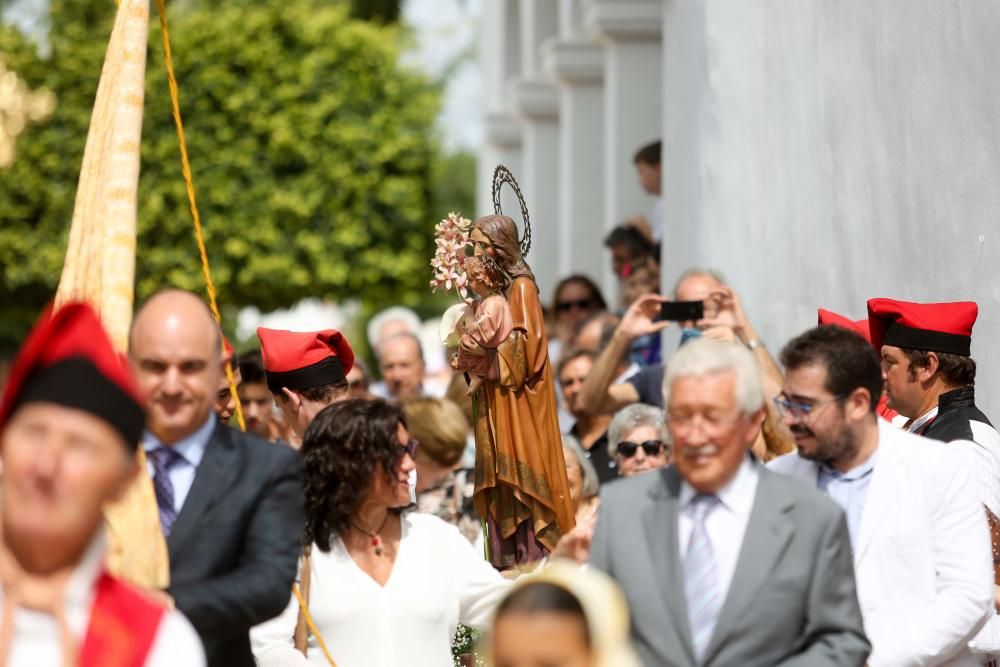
[{"xmin": 769, "ymin": 325, "xmax": 992, "ymax": 667}]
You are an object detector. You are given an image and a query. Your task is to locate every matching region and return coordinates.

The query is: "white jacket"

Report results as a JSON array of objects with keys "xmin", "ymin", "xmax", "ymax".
[{"xmin": 769, "ymin": 420, "xmax": 993, "ymax": 667}]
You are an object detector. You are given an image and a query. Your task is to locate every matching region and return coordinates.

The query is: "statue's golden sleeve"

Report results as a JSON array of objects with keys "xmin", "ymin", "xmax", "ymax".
[{"xmin": 496, "ymin": 331, "xmax": 528, "ymax": 390}]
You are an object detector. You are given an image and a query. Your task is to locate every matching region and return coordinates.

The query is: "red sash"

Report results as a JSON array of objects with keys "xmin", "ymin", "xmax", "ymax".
[{"xmin": 78, "ymin": 572, "xmax": 166, "ymax": 667}]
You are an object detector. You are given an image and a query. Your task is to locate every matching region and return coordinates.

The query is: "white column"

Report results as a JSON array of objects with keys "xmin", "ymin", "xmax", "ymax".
[
  {"xmin": 510, "ymin": 80, "xmax": 559, "ymax": 300},
  {"xmin": 477, "ymin": 0, "xmax": 522, "ymax": 216},
  {"xmin": 544, "ymin": 33, "xmax": 605, "ymax": 282},
  {"xmin": 508, "ymin": 1, "xmax": 561, "ymax": 300},
  {"xmin": 585, "ymin": 0, "xmax": 663, "ymax": 290}
]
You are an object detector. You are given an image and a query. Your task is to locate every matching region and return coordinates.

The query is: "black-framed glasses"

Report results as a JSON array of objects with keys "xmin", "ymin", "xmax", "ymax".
[
  {"xmin": 398, "ymin": 439, "xmax": 418, "ymax": 459},
  {"xmin": 772, "ymin": 394, "xmax": 847, "ymax": 421},
  {"xmin": 556, "ymin": 298, "xmax": 594, "ymax": 313},
  {"xmin": 616, "ymin": 440, "xmax": 665, "ymax": 459}
]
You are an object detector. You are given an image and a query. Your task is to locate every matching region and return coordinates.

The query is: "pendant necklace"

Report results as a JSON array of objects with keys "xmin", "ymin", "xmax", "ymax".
[{"xmin": 351, "ymin": 513, "xmax": 391, "ymax": 556}]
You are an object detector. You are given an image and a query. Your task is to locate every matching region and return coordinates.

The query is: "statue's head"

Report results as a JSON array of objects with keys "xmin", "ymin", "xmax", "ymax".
[{"xmin": 471, "ymin": 215, "xmax": 537, "ymax": 291}]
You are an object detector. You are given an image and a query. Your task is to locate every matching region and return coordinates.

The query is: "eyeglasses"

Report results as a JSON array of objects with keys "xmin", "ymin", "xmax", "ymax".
[
  {"xmin": 398, "ymin": 439, "xmax": 418, "ymax": 459},
  {"xmin": 616, "ymin": 440, "xmax": 666, "ymax": 458},
  {"xmin": 667, "ymin": 412, "xmax": 745, "ymax": 437},
  {"xmin": 556, "ymin": 298, "xmax": 594, "ymax": 313},
  {"xmin": 772, "ymin": 394, "xmax": 846, "ymax": 421}
]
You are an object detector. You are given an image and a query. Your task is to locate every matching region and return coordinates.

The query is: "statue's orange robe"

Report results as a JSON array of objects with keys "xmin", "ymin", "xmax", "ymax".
[{"xmin": 472, "ymin": 276, "xmax": 575, "ymax": 568}]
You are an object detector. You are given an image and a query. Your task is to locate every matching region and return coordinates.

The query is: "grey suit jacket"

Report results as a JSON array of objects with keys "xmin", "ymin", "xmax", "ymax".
[{"xmin": 590, "ymin": 460, "xmax": 870, "ymax": 667}]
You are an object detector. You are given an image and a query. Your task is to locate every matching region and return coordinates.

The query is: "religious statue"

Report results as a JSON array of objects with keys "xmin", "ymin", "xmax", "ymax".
[{"xmin": 432, "ymin": 166, "xmax": 575, "ymax": 569}]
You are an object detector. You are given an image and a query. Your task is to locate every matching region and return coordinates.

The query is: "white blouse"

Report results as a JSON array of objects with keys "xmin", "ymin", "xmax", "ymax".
[{"xmin": 252, "ymin": 512, "xmax": 510, "ymax": 667}]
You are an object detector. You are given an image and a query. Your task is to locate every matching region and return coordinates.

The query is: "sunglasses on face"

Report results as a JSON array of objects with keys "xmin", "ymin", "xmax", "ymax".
[
  {"xmin": 616, "ymin": 440, "xmax": 665, "ymax": 458},
  {"xmin": 398, "ymin": 439, "xmax": 418, "ymax": 460},
  {"xmin": 556, "ymin": 298, "xmax": 594, "ymax": 313}
]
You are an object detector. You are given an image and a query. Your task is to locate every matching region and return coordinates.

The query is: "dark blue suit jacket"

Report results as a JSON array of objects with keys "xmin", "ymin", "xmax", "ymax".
[{"xmin": 167, "ymin": 423, "xmax": 303, "ymax": 667}]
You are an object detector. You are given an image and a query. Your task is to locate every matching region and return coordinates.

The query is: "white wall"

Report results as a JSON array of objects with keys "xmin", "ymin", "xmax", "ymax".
[{"xmin": 662, "ymin": 0, "xmax": 1000, "ymax": 416}]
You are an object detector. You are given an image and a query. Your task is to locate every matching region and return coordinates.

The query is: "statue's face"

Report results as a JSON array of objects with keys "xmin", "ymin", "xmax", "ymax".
[{"xmin": 470, "ymin": 227, "xmax": 493, "ymax": 259}]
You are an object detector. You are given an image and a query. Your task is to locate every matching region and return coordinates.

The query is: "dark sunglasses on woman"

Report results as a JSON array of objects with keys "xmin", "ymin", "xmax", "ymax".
[
  {"xmin": 616, "ymin": 440, "xmax": 665, "ymax": 458},
  {"xmin": 399, "ymin": 439, "xmax": 418, "ymax": 459},
  {"xmin": 556, "ymin": 298, "xmax": 593, "ymax": 313}
]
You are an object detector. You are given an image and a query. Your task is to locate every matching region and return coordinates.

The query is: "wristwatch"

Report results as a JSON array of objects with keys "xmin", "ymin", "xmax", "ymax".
[{"xmin": 745, "ymin": 337, "xmax": 763, "ymax": 350}]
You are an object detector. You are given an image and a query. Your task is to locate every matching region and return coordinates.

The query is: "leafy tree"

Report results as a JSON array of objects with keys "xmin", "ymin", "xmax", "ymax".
[{"xmin": 0, "ymin": 0, "xmax": 443, "ymax": 351}]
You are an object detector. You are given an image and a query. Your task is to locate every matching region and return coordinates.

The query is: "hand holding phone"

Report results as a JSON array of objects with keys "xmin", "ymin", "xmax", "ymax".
[{"xmin": 659, "ymin": 300, "xmax": 704, "ymax": 322}]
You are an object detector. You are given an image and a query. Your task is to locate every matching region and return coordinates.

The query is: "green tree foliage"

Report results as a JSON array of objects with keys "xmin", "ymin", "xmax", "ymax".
[{"xmin": 0, "ymin": 0, "xmax": 444, "ymax": 351}]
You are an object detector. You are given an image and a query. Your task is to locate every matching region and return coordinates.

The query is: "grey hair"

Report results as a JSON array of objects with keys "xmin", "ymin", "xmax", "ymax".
[
  {"xmin": 375, "ymin": 331, "xmax": 425, "ymax": 364},
  {"xmin": 671, "ymin": 267, "xmax": 726, "ymax": 298},
  {"xmin": 561, "ymin": 435, "xmax": 599, "ymax": 500},
  {"xmin": 607, "ymin": 404, "xmax": 669, "ymax": 460},
  {"xmin": 366, "ymin": 306, "xmax": 421, "ymax": 348},
  {"xmin": 662, "ymin": 338, "xmax": 764, "ymax": 415}
]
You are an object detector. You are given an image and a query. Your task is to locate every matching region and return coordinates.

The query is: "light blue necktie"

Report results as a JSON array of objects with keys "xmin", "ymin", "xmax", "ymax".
[{"xmin": 684, "ymin": 493, "xmax": 721, "ymax": 662}]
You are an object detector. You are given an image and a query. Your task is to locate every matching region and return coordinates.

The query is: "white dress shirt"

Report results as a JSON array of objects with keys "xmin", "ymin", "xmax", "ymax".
[
  {"xmin": 905, "ymin": 407, "xmax": 938, "ymax": 435},
  {"xmin": 252, "ymin": 512, "xmax": 510, "ymax": 667},
  {"xmin": 678, "ymin": 455, "xmax": 759, "ymax": 600},
  {"xmin": 142, "ymin": 415, "xmax": 215, "ymax": 513},
  {"xmin": 3, "ymin": 533, "xmax": 205, "ymax": 666}
]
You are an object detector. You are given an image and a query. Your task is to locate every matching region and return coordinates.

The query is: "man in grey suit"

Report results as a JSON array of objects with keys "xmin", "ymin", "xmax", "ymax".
[{"xmin": 589, "ymin": 338, "xmax": 870, "ymax": 667}]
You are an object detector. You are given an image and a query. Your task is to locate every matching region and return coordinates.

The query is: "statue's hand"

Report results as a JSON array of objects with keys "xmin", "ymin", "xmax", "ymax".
[{"xmin": 461, "ymin": 337, "xmax": 486, "ymax": 357}]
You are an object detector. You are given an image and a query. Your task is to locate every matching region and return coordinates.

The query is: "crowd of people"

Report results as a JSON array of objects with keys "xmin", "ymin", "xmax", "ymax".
[{"xmin": 1, "ymin": 136, "xmax": 1000, "ymax": 667}]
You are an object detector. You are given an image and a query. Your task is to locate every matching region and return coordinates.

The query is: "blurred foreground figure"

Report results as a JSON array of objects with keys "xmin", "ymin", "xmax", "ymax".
[
  {"xmin": 491, "ymin": 562, "xmax": 640, "ymax": 667},
  {"xmin": 0, "ymin": 303, "xmax": 204, "ymax": 665},
  {"xmin": 130, "ymin": 290, "xmax": 302, "ymax": 667},
  {"xmin": 589, "ymin": 339, "xmax": 870, "ymax": 666}
]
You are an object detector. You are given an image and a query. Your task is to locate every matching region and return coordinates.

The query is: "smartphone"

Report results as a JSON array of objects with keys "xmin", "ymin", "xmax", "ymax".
[{"xmin": 660, "ymin": 300, "xmax": 704, "ymax": 322}]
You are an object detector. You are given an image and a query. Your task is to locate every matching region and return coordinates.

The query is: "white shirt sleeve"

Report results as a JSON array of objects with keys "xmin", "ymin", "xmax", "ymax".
[
  {"xmin": 145, "ymin": 609, "xmax": 206, "ymax": 667},
  {"xmin": 442, "ymin": 519, "xmax": 511, "ymax": 631},
  {"xmin": 250, "ymin": 567, "xmax": 310, "ymax": 667},
  {"xmin": 250, "ymin": 558, "xmax": 309, "ymax": 667}
]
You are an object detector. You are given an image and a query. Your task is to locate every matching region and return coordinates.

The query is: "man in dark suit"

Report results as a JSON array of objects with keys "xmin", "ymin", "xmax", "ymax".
[
  {"xmin": 129, "ymin": 289, "xmax": 303, "ymax": 667},
  {"xmin": 589, "ymin": 338, "xmax": 870, "ymax": 667}
]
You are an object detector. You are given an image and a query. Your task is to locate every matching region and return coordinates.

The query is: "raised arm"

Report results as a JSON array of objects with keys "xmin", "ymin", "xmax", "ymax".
[{"xmin": 577, "ymin": 294, "xmax": 668, "ymax": 416}]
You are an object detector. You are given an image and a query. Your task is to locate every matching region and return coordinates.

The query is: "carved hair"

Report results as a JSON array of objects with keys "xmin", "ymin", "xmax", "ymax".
[{"xmin": 472, "ymin": 214, "xmax": 535, "ymax": 289}]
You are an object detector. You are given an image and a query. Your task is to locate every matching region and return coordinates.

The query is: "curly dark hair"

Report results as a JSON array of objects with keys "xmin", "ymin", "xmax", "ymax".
[{"xmin": 301, "ymin": 398, "xmax": 408, "ymax": 552}]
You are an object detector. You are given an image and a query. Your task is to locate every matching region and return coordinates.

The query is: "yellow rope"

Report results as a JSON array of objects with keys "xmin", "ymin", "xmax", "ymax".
[
  {"xmin": 292, "ymin": 584, "xmax": 339, "ymax": 667},
  {"xmin": 153, "ymin": 0, "xmax": 245, "ymax": 431}
]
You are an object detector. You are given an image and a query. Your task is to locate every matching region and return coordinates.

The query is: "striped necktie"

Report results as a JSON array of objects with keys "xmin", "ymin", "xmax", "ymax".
[
  {"xmin": 149, "ymin": 446, "xmax": 184, "ymax": 537},
  {"xmin": 684, "ymin": 493, "xmax": 721, "ymax": 662}
]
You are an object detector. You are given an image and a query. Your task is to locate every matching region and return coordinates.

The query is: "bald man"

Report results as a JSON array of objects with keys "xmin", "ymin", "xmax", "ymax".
[{"xmin": 129, "ymin": 290, "xmax": 303, "ymax": 667}]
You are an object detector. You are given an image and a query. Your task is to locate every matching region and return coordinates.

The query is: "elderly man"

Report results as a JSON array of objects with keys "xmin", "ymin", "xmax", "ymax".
[
  {"xmin": 589, "ymin": 338, "xmax": 870, "ymax": 666},
  {"xmin": 0, "ymin": 302, "xmax": 204, "ymax": 665},
  {"xmin": 257, "ymin": 327, "xmax": 355, "ymax": 439},
  {"xmin": 129, "ymin": 290, "xmax": 303, "ymax": 667},
  {"xmin": 372, "ymin": 332, "xmax": 435, "ymax": 400},
  {"xmin": 771, "ymin": 325, "xmax": 994, "ymax": 665}
]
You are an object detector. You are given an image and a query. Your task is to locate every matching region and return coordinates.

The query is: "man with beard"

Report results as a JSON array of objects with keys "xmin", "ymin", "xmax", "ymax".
[{"xmin": 770, "ymin": 325, "xmax": 992, "ymax": 666}]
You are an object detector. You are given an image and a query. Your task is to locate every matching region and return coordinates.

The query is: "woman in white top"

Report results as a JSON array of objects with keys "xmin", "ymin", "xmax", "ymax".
[{"xmin": 252, "ymin": 398, "xmax": 510, "ymax": 666}]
